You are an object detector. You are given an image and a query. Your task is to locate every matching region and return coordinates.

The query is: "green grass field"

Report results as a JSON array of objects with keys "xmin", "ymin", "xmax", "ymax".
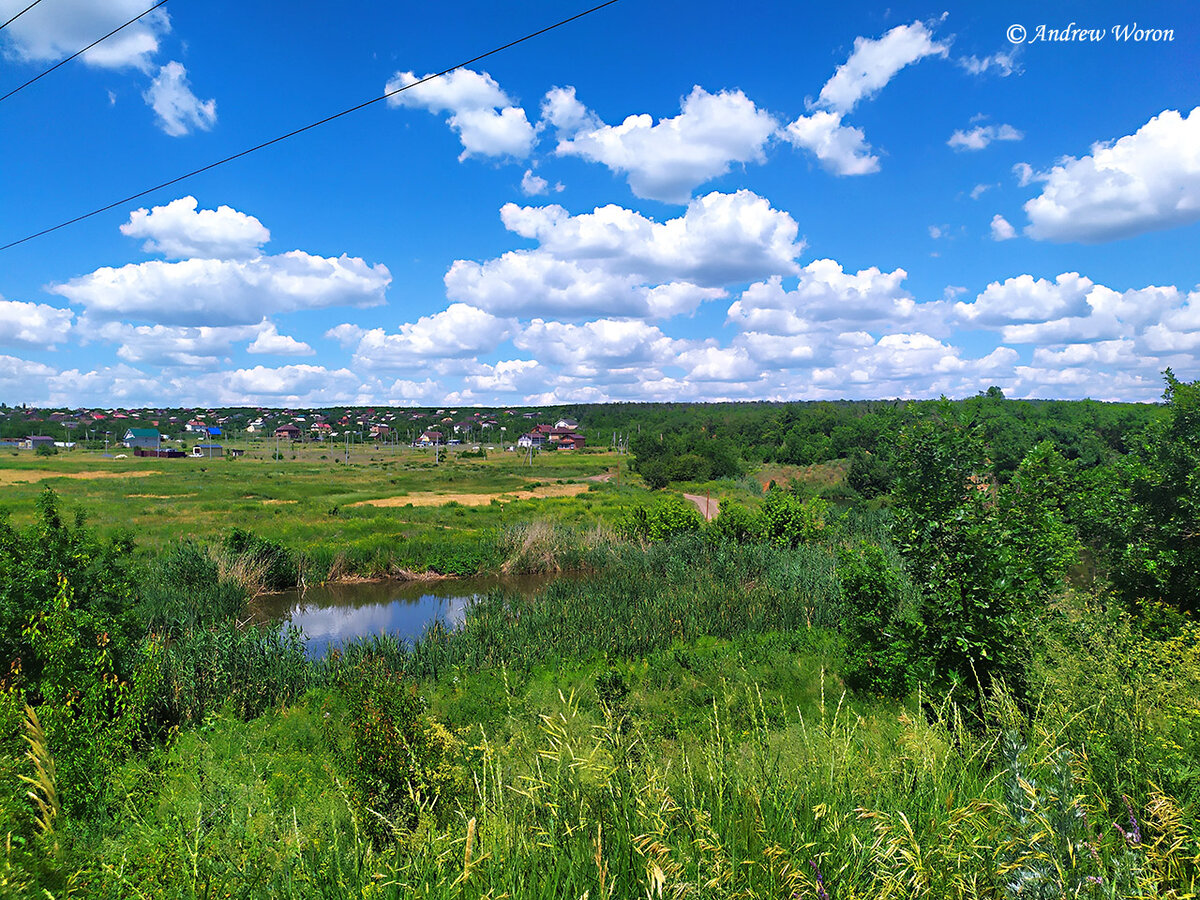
[
  {"xmin": 0, "ymin": 445, "xmax": 632, "ymax": 570},
  {"xmin": 1, "ymin": 444, "xmax": 841, "ymax": 578},
  {"xmin": 0, "ymin": 445, "xmax": 807, "ymax": 580}
]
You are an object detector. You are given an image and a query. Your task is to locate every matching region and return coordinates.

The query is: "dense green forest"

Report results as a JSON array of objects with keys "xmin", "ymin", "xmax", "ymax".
[{"xmin": 0, "ymin": 375, "xmax": 1197, "ymax": 897}]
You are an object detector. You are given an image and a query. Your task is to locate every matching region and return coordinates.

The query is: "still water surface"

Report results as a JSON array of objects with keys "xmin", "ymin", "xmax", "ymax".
[{"xmin": 257, "ymin": 574, "xmax": 561, "ymax": 657}]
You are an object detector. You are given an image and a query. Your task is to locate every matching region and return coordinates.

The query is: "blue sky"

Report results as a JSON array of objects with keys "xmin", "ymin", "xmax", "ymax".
[{"xmin": 1, "ymin": 0, "xmax": 1198, "ymax": 406}]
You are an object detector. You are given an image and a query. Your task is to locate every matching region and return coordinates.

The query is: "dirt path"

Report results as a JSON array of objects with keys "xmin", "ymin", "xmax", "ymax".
[
  {"xmin": 585, "ymin": 471, "xmax": 615, "ymax": 482},
  {"xmin": 682, "ymin": 492, "xmax": 720, "ymax": 521}
]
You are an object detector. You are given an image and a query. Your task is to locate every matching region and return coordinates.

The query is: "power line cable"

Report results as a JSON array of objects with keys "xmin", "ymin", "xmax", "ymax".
[
  {"xmin": 0, "ymin": 0, "xmax": 48, "ymax": 31},
  {"xmin": 0, "ymin": 0, "xmax": 173, "ymax": 104},
  {"xmin": 0, "ymin": 0, "xmax": 619, "ymax": 252}
]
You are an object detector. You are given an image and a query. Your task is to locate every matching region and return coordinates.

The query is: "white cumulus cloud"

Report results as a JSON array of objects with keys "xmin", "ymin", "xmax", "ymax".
[
  {"xmin": 549, "ymin": 86, "xmax": 778, "ymax": 203},
  {"xmin": 520, "ymin": 170, "xmax": 549, "ymax": 195},
  {"xmin": 446, "ymin": 191, "xmax": 799, "ymax": 319},
  {"xmin": 514, "ymin": 318, "xmax": 677, "ymax": 374},
  {"xmin": 1023, "ymin": 107, "xmax": 1200, "ymax": 242},
  {"xmin": 350, "ymin": 304, "xmax": 511, "ymax": 368},
  {"xmin": 781, "ymin": 111, "xmax": 878, "ymax": 175},
  {"xmin": 727, "ymin": 261, "xmax": 930, "ymax": 335},
  {"xmin": 76, "ymin": 318, "xmax": 260, "ymax": 367},
  {"xmin": 0, "ymin": 300, "xmax": 74, "ymax": 348},
  {"xmin": 53, "ymin": 252, "xmax": 390, "ymax": 326},
  {"xmin": 990, "ymin": 214, "xmax": 1017, "ymax": 241},
  {"xmin": 954, "ymin": 273, "xmax": 1094, "ymax": 326},
  {"xmin": 386, "ymin": 68, "xmax": 535, "ymax": 160},
  {"xmin": 121, "ymin": 196, "xmax": 270, "ymax": 259},
  {"xmin": 0, "ymin": 0, "xmax": 168, "ymax": 70},
  {"xmin": 247, "ymin": 324, "xmax": 314, "ymax": 356}
]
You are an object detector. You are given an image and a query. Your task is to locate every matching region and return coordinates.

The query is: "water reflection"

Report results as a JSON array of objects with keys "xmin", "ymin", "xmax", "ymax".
[{"xmin": 257, "ymin": 574, "xmax": 560, "ymax": 658}]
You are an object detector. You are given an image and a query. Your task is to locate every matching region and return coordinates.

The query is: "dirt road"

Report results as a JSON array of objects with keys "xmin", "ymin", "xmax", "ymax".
[{"xmin": 683, "ymin": 492, "xmax": 720, "ymax": 521}]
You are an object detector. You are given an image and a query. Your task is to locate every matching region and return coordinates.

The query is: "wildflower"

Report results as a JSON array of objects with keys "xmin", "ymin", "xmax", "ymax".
[
  {"xmin": 1114, "ymin": 796, "xmax": 1142, "ymax": 846},
  {"xmin": 808, "ymin": 859, "xmax": 830, "ymax": 900}
]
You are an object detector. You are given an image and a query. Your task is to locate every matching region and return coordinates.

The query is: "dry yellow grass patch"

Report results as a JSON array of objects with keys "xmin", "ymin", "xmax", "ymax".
[
  {"xmin": 350, "ymin": 482, "xmax": 590, "ymax": 508},
  {"xmin": 126, "ymin": 493, "xmax": 198, "ymax": 499},
  {"xmin": 0, "ymin": 469, "xmax": 160, "ymax": 486},
  {"xmin": 261, "ymin": 499, "xmax": 297, "ymax": 505}
]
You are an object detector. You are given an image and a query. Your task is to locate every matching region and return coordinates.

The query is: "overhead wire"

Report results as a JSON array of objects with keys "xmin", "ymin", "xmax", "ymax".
[
  {"xmin": 0, "ymin": 0, "xmax": 48, "ymax": 31},
  {"xmin": 0, "ymin": 0, "xmax": 620, "ymax": 252},
  {"xmin": 0, "ymin": 0, "xmax": 174, "ymax": 103}
]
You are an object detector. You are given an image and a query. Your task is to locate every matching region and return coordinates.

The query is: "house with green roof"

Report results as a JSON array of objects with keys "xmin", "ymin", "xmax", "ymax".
[{"xmin": 122, "ymin": 428, "xmax": 161, "ymax": 449}]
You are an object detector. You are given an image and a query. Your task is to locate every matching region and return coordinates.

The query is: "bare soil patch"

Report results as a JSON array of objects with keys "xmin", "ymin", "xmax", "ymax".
[
  {"xmin": 349, "ymin": 482, "xmax": 590, "ymax": 508},
  {"xmin": 0, "ymin": 469, "xmax": 159, "ymax": 486}
]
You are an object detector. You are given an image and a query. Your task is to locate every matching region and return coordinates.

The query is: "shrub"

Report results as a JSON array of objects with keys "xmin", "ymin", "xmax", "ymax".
[
  {"xmin": 617, "ymin": 497, "xmax": 703, "ymax": 542},
  {"xmin": 25, "ymin": 578, "xmax": 159, "ymax": 816},
  {"xmin": 706, "ymin": 502, "xmax": 761, "ymax": 544},
  {"xmin": 836, "ymin": 541, "xmax": 924, "ymax": 697},
  {"xmin": 333, "ymin": 657, "xmax": 463, "ymax": 844},
  {"xmin": 759, "ymin": 490, "xmax": 829, "ymax": 549}
]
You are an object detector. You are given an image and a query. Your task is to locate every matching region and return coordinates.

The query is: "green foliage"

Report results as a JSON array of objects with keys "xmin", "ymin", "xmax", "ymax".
[
  {"xmin": 706, "ymin": 501, "xmax": 760, "ymax": 544},
  {"xmin": 758, "ymin": 489, "xmax": 829, "ymax": 548},
  {"xmin": 836, "ymin": 541, "xmax": 924, "ymax": 697},
  {"xmin": 1103, "ymin": 371, "xmax": 1200, "ymax": 615},
  {"xmin": 0, "ymin": 491, "xmax": 154, "ymax": 817},
  {"xmin": 333, "ymin": 657, "xmax": 463, "ymax": 845},
  {"xmin": 33, "ymin": 444, "xmax": 57, "ymax": 457},
  {"xmin": 1034, "ymin": 592, "xmax": 1200, "ymax": 803},
  {"xmin": 630, "ymin": 430, "xmax": 742, "ymax": 486},
  {"xmin": 846, "ymin": 447, "xmax": 892, "ymax": 498},
  {"xmin": 891, "ymin": 409, "xmax": 1078, "ymax": 700},
  {"xmin": 616, "ymin": 496, "xmax": 703, "ymax": 542},
  {"xmin": 24, "ymin": 578, "xmax": 158, "ymax": 816},
  {"xmin": 0, "ymin": 489, "xmax": 139, "ymax": 680}
]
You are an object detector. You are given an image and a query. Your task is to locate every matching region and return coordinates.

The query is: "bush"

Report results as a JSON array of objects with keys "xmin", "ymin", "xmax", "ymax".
[
  {"xmin": 617, "ymin": 497, "xmax": 703, "ymax": 542},
  {"xmin": 0, "ymin": 489, "xmax": 139, "ymax": 684},
  {"xmin": 34, "ymin": 443, "xmax": 58, "ymax": 457},
  {"xmin": 759, "ymin": 490, "xmax": 829, "ymax": 549},
  {"xmin": 836, "ymin": 542, "xmax": 924, "ymax": 697},
  {"xmin": 706, "ymin": 502, "xmax": 761, "ymax": 544},
  {"xmin": 333, "ymin": 657, "xmax": 463, "ymax": 844},
  {"xmin": 25, "ymin": 578, "xmax": 159, "ymax": 815}
]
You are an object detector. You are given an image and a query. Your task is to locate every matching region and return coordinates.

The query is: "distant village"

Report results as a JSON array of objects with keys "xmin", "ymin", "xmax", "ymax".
[{"xmin": 0, "ymin": 404, "xmax": 587, "ymax": 458}]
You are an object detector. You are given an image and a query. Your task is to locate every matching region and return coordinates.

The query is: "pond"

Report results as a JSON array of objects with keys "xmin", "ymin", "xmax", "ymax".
[{"xmin": 256, "ymin": 573, "xmax": 563, "ymax": 657}]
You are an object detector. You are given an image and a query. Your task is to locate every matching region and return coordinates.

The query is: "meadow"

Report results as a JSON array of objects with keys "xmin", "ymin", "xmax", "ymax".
[
  {"xmin": 2, "ymin": 385, "xmax": 1199, "ymax": 898},
  {"xmin": 0, "ymin": 444, "xmax": 644, "ymax": 576}
]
